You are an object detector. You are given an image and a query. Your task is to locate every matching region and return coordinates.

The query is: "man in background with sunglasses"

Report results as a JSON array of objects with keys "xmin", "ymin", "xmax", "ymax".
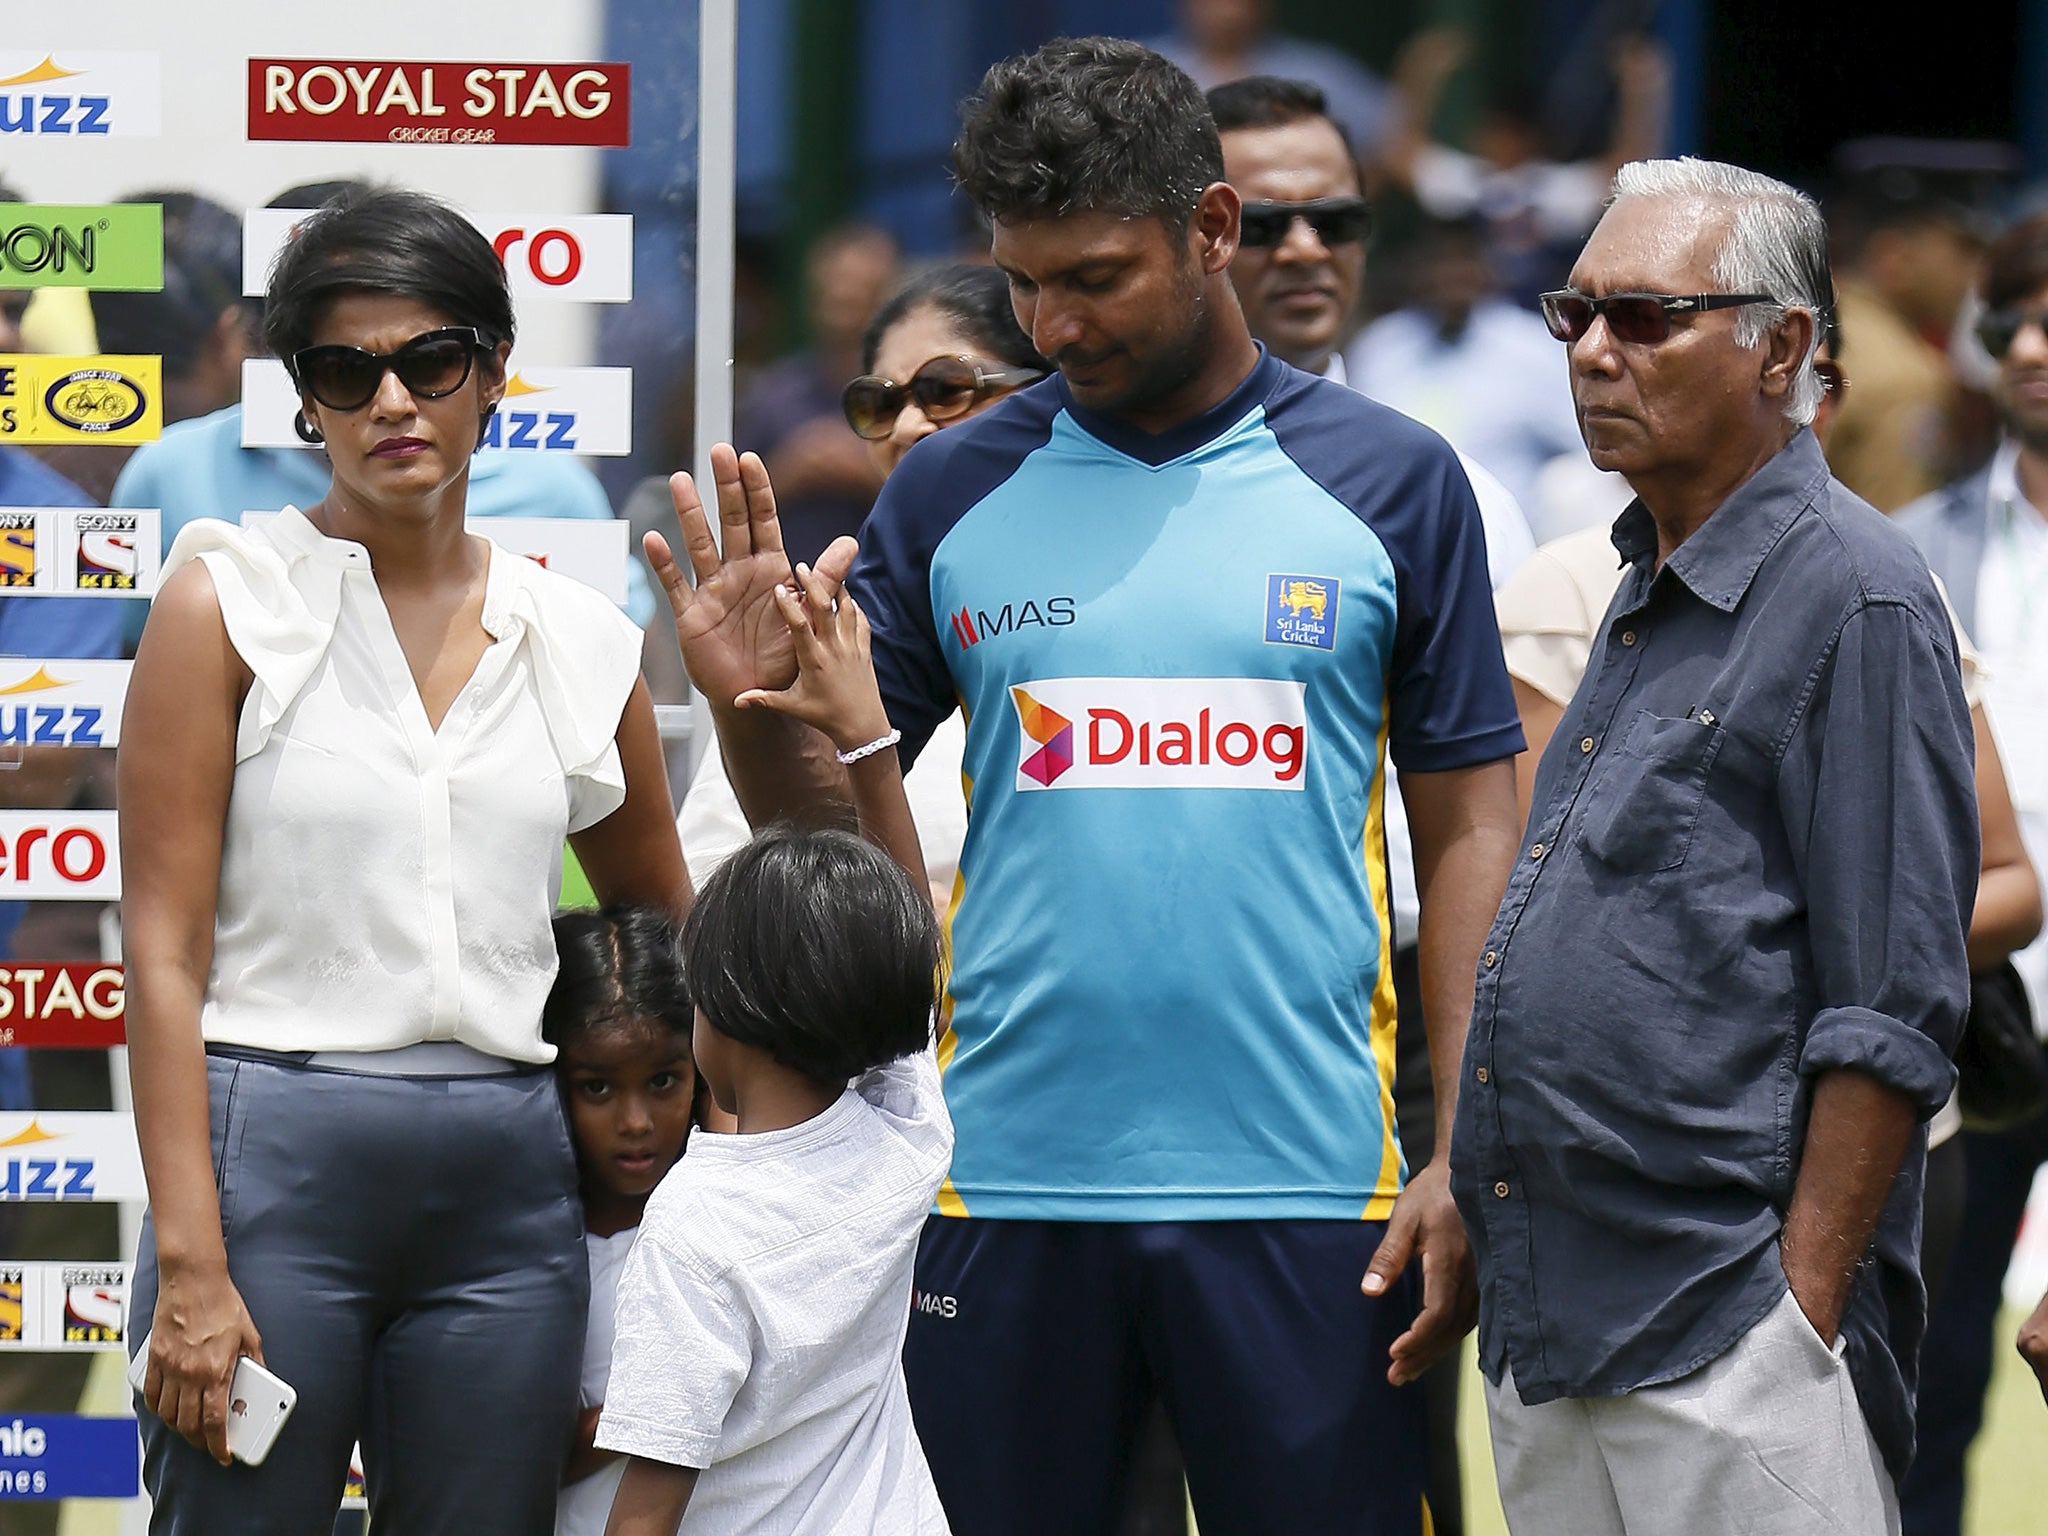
[
  {"xmin": 1455, "ymin": 157, "xmax": 1976, "ymax": 1534},
  {"xmin": 1210, "ymin": 72, "xmax": 1534, "ymax": 1536},
  {"xmin": 662, "ymin": 36, "xmax": 1525, "ymax": 1536},
  {"xmin": 1894, "ymin": 209, "xmax": 2048, "ymax": 1536}
]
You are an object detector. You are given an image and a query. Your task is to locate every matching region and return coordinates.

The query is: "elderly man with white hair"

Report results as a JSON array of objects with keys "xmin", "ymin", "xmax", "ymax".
[{"xmin": 1450, "ymin": 157, "xmax": 1978, "ymax": 1534}]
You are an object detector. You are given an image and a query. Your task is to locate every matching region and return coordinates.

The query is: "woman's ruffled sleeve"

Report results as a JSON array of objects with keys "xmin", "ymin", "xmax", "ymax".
[
  {"xmin": 161, "ymin": 517, "xmax": 343, "ymax": 763},
  {"xmin": 492, "ymin": 552, "xmax": 645, "ymax": 833}
]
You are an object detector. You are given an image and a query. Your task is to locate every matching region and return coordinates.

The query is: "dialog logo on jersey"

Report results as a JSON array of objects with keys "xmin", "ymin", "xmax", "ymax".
[
  {"xmin": 0, "ymin": 53, "xmax": 161, "ymax": 138},
  {"xmin": 1265, "ymin": 573, "xmax": 1339, "ymax": 651},
  {"xmin": 242, "ymin": 207, "xmax": 632, "ymax": 303},
  {"xmin": 1012, "ymin": 677, "xmax": 1308, "ymax": 791}
]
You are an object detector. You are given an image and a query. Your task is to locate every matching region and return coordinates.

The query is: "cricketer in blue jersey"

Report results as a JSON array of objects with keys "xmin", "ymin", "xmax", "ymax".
[{"xmin": 653, "ymin": 38, "xmax": 1524, "ymax": 1536}]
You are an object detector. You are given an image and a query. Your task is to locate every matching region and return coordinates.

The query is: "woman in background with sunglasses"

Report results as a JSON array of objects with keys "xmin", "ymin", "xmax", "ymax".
[
  {"xmin": 677, "ymin": 263, "xmax": 1044, "ymax": 905},
  {"xmin": 118, "ymin": 187, "xmax": 687, "ymax": 1534}
]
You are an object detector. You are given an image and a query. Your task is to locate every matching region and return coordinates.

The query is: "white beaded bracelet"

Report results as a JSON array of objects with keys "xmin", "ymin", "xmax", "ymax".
[{"xmin": 836, "ymin": 728, "xmax": 901, "ymax": 765}]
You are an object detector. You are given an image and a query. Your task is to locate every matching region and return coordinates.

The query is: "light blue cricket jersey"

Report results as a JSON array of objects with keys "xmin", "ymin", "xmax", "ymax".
[{"xmin": 849, "ymin": 350, "xmax": 1521, "ymax": 1222}]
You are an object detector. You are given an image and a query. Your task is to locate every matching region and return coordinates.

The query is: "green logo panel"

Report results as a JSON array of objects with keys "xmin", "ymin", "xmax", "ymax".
[{"xmin": 0, "ymin": 205, "xmax": 163, "ymax": 291}]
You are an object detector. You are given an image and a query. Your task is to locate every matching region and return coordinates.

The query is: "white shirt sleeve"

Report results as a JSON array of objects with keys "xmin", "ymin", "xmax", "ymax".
[{"xmin": 594, "ymin": 1231, "xmax": 753, "ymax": 1470}]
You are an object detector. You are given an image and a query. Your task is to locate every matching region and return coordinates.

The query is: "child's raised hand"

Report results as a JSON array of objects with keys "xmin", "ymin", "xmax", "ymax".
[{"xmin": 734, "ymin": 561, "xmax": 894, "ymax": 753}]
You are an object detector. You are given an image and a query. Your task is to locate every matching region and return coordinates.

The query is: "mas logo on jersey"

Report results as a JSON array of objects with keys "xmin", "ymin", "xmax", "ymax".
[
  {"xmin": 1265, "ymin": 573, "xmax": 1338, "ymax": 651},
  {"xmin": 1012, "ymin": 677, "xmax": 1307, "ymax": 791},
  {"xmin": 951, "ymin": 594, "xmax": 1074, "ymax": 650}
]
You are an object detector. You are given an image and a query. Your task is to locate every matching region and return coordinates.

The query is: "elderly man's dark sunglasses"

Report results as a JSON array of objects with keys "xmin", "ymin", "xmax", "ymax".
[
  {"xmin": 291, "ymin": 326, "xmax": 484, "ymax": 412},
  {"xmin": 1539, "ymin": 290, "xmax": 1778, "ymax": 346},
  {"xmin": 1975, "ymin": 306, "xmax": 2048, "ymax": 359},
  {"xmin": 1238, "ymin": 197, "xmax": 1373, "ymax": 249}
]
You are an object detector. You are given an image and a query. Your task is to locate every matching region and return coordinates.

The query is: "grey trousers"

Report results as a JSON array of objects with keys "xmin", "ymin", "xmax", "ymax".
[
  {"xmin": 129, "ymin": 1050, "xmax": 588, "ymax": 1536},
  {"xmin": 1485, "ymin": 1289, "xmax": 1899, "ymax": 1536}
]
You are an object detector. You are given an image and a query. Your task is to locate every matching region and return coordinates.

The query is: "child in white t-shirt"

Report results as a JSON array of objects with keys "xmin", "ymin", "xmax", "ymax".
[
  {"xmin": 598, "ymin": 566, "xmax": 953, "ymax": 1536},
  {"xmin": 544, "ymin": 907, "xmax": 701, "ymax": 1536}
]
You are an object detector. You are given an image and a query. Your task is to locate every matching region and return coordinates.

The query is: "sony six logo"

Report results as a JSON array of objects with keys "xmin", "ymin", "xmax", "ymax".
[{"xmin": 1012, "ymin": 677, "xmax": 1308, "ymax": 791}]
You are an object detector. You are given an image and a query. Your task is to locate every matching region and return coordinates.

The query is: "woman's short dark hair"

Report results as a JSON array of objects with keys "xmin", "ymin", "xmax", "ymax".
[
  {"xmin": 681, "ymin": 826, "xmax": 939, "ymax": 1087},
  {"xmin": 861, "ymin": 264, "xmax": 1047, "ymax": 375},
  {"xmin": 261, "ymin": 186, "xmax": 515, "ymax": 373},
  {"xmin": 953, "ymin": 36, "xmax": 1222, "ymax": 235},
  {"xmin": 543, "ymin": 906, "xmax": 692, "ymax": 1050},
  {"xmin": 1984, "ymin": 211, "xmax": 2048, "ymax": 313}
]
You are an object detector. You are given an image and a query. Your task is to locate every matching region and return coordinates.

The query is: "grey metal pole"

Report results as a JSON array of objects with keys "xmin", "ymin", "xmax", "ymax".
[{"xmin": 686, "ymin": 0, "xmax": 739, "ymax": 779}]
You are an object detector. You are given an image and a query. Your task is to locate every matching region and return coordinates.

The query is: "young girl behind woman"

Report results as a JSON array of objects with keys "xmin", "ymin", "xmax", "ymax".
[
  {"xmin": 543, "ymin": 907, "xmax": 699, "ymax": 1536},
  {"xmin": 597, "ymin": 563, "xmax": 953, "ymax": 1534}
]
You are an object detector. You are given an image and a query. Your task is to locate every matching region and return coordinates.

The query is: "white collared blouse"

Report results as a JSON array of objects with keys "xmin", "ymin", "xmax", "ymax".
[{"xmin": 162, "ymin": 506, "xmax": 642, "ymax": 1062}]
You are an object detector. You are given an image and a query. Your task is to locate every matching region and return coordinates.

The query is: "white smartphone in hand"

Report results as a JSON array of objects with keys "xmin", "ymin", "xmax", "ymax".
[{"xmin": 128, "ymin": 1330, "xmax": 299, "ymax": 1466}]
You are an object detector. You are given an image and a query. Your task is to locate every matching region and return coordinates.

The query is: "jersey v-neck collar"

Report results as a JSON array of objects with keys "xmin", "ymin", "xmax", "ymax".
[{"xmin": 1057, "ymin": 345, "xmax": 1283, "ymax": 467}]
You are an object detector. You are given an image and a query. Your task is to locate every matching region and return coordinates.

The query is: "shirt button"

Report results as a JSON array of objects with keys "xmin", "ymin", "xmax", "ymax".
[
  {"xmin": 1483, "ymin": 950, "xmax": 1498, "ymax": 968},
  {"xmin": 1476, "ymin": 1066, "xmax": 1490, "ymax": 1084},
  {"xmin": 1621, "ymin": 630, "xmax": 1637, "ymax": 646},
  {"xmin": 1580, "ymin": 737, "xmax": 1594, "ymax": 754},
  {"xmin": 1530, "ymin": 843, "xmax": 1545, "ymax": 860},
  {"xmin": 1494, "ymin": 1181, "xmax": 1511, "ymax": 1199}
]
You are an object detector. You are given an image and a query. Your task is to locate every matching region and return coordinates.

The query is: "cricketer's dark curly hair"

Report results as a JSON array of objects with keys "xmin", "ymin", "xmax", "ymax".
[{"xmin": 952, "ymin": 36, "xmax": 1223, "ymax": 234}]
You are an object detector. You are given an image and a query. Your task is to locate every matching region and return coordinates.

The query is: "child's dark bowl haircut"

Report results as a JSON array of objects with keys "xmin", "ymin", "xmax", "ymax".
[
  {"xmin": 544, "ymin": 906, "xmax": 693, "ymax": 1048},
  {"xmin": 681, "ymin": 825, "xmax": 941, "ymax": 1086}
]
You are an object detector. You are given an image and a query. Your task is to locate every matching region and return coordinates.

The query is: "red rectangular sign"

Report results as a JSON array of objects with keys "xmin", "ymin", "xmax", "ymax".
[
  {"xmin": 246, "ymin": 59, "xmax": 630, "ymax": 147},
  {"xmin": 0, "ymin": 964, "xmax": 124, "ymax": 1049}
]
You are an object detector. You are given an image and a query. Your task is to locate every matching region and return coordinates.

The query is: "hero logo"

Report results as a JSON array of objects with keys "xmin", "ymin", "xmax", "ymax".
[
  {"xmin": 1012, "ymin": 677, "xmax": 1307, "ymax": 791},
  {"xmin": 950, "ymin": 595, "xmax": 1075, "ymax": 650},
  {"xmin": 493, "ymin": 227, "xmax": 582, "ymax": 287}
]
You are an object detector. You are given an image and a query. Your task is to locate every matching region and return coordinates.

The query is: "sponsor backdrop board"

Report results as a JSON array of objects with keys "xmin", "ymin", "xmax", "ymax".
[
  {"xmin": 0, "ymin": 1415, "xmax": 141, "ymax": 1499},
  {"xmin": 243, "ymin": 206, "xmax": 633, "ymax": 302},
  {"xmin": 246, "ymin": 58, "xmax": 630, "ymax": 146},
  {"xmin": 0, "ymin": 356, "xmax": 160, "ymax": 446},
  {"xmin": 0, "ymin": 203, "xmax": 162, "ymax": 290},
  {"xmin": 0, "ymin": 812, "xmax": 120, "ymax": 899},
  {"xmin": 0, "ymin": 963, "xmax": 126, "ymax": 1049},
  {"xmin": 0, "ymin": 53, "xmax": 162, "ymax": 138},
  {"xmin": 0, "ymin": 509, "xmax": 161, "ymax": 598},
  {"xmin": 0, "ymin": 1112, "xmax": 144, "ymax": 1202},
  {"xmin": 0, "ymin": 1263, "xmax": 131, "ymax": 1350},
  {"xmin": 0, "ymin": 659, "xmax": 129, "ymax": 747},
  {"xmin": 242, "ymin": 356, "xmax": 632, "ymax": 455}
]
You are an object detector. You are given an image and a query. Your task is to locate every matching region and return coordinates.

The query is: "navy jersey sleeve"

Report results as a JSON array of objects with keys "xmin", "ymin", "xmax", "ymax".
[
  {"xmin": 845, "ymin": 384, "xmax": 1060, "ymax": 769},
  {"xmin": 847, "ymin": 470, "xmax": 955, "ymax": 768},
  {"xmin": 1267, "ymin": 375, "xmax": 1524, "ymax": 772}
]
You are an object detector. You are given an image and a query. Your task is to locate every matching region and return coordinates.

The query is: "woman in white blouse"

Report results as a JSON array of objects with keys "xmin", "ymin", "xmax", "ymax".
[{"xmin": 117, "ymin": 189, "xmax": 687, "ymax": 1533}]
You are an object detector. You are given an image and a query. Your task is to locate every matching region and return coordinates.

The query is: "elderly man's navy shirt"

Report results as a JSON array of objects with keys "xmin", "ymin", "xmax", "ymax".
[{"xmin": 1450, "ymin": 429, "xmax": 1977, "ymax": 1481}]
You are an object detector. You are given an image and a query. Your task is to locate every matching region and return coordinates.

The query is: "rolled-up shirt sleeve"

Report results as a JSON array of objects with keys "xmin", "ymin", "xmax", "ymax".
[{"xmin": 1779, "ymin": 597, "xmax": 1977, "ymax": 1115}]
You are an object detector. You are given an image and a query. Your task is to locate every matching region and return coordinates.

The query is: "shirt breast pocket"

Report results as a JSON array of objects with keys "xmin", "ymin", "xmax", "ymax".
[{"xmin": 1578, "ymin": 710, "xmax": 1724, "ymax": 874}]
